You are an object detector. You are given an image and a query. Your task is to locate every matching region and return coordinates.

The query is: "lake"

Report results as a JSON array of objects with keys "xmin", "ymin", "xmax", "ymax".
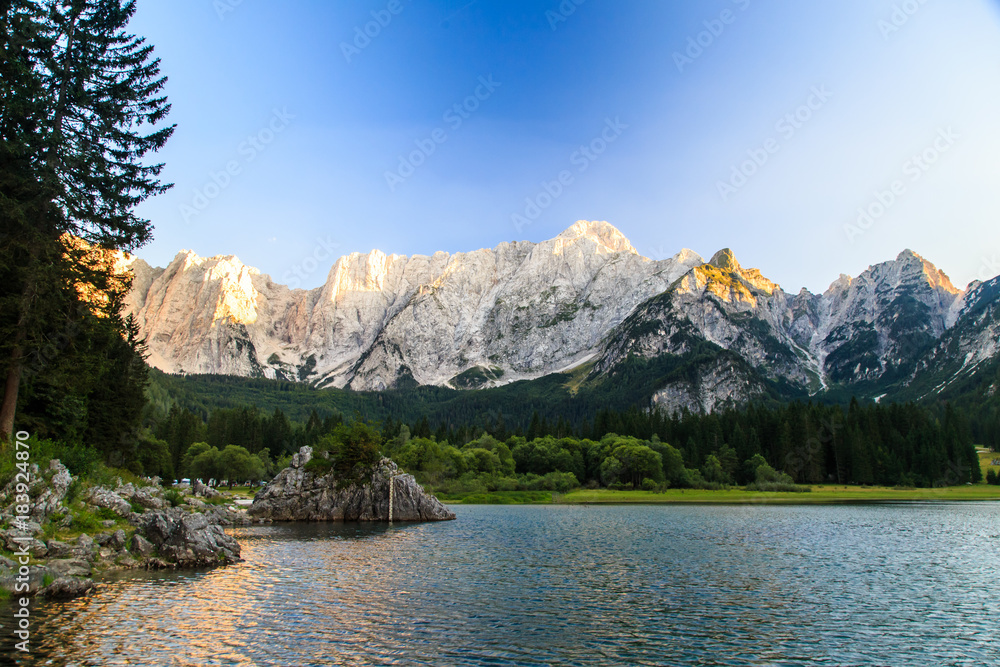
[{"xmin": 3, "ymin": 503, "xmax": 1000, "ymax": 665}]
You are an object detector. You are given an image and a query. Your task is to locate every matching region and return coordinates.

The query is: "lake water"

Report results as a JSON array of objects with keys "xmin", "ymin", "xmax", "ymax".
[{"xmin": 3, "ymin": 503, "xmax": 1000, "ymax": 666}]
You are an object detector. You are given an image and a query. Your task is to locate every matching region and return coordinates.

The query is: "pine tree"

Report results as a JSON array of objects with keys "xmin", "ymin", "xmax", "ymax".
[{"xmin": 0, "ymin": 0, "xmax": 173, "ymax": 439}]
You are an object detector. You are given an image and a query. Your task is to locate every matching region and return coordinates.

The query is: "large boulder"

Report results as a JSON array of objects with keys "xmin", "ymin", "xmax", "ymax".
[
  {"xmin": 86, "ymin": 486, "xmax": 133, "ymax": 517},
  {"xmin": 249, "ymin": 448, "xmax": 456, "ymax": 522},
  {"xmin": 137, "ymin": 509, "xmax": 241, "ymax": 567},
  {"xmin": 116, "ymin": 483, "xmax": 167, "ymax": 510},
  {"xmin": 40, "ymin": 577, "xmax": 97, "ymax": 600}
]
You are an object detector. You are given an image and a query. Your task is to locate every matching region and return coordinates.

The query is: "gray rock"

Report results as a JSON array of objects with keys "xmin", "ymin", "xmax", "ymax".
[
  {"xmin": 41, "ymin": 577, "xmax": 96, "ymax": 600},
  {"xmin": 137, "ymin": 509, "xmax": 240, "ymax": 566},
  {"xmin": 47, "ymin": 558, "xmax": 92, "ymax": 577},
  {"xmin": 115, "ymin": 483, "xmax": 167, "ymax": 510},
  {"xmin": 86, "ymin": 486, "xmax": 132, "ymax": 517},
  {"xmin": 0, "ymin": 565, "xmax": 52, "ymax": 595},
  {"xmin": 108, "ymin": 529, "xmax": 127, "ymax": 551},
  {"xmin": 101, "ymin": 519, "xmax": 116, "ymax": 528},
  {"xmin": 0, "ymin": 533, "xmax": 50, "ymax": 557},
  {"xmin": 192, "ymin": 479, "xmax": 221, "ymax": 499},
  {"xmin": 45, "ymin": 539, "xmax": 73, "ymax": 559},
  {"xmin": 131, "ymin": 534, "xmax": 155, "ymax": 557},
  {"xmin": 0, "ymin": 460, "xmax": 73, "ymax": 524},
  {"xmin": 249, "ymin": 450, "xmax": 455, "ymax": 522}
]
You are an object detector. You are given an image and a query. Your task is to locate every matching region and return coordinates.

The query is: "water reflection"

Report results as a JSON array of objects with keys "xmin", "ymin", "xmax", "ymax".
[{"xmin": 2, "ymin": 504, "xmax": 999, "ymax": 665}]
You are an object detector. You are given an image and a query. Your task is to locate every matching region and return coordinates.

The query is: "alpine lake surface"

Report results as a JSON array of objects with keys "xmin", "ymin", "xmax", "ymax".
[{"xmin": 3, "ymin": 502, "xmax": 1000, "ymax": 666}]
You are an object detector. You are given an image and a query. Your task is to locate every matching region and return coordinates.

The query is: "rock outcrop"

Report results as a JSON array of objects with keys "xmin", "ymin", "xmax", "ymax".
[
  {"xmin": 0, "ymin": 459, "xmax": 252, "ymax": 600},
  {"xmin": 249, "ymin": 447, "xmax": 455, "ymax": 522},
  {"xmin": 137, "ymin": 509, "xmax": 241, "ymax": 567}
]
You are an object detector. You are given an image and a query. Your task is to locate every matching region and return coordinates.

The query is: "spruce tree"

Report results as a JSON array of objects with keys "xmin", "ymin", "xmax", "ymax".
[{"xmin": 0, "ymin": 0, "xmax": 173, "ymax": 439}]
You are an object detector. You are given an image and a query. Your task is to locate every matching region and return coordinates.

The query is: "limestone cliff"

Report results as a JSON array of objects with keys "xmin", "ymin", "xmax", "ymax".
[
  {"xmin": 123, "ymin": 221, "xmax": 702, "ymax": 390},
  {"xmin": 122, "ymin": 221, "xmax": 996, "ymax": 413}
]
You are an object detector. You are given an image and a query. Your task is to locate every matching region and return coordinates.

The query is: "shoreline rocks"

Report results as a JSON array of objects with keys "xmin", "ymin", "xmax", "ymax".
[
  {"xmin": 249, "ymin": 447, "xmax": 455, "ymax": 522},
  {"xmin": 0, "ymin": 459, "xmax": 257, "ymax": 601}
]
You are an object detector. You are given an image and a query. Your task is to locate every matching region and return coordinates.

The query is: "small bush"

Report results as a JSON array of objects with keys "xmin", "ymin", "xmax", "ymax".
[
  {"xmin": 96, "ymin": 507, "xmax": 120, "ymax": 521},
  {"xmin": 71, "ymin": 509, "xmax": 100, "ymax": 533},
  {"xmin": 745, "ymin": 481, "xmax": 812, "ymax": 493},
  {"xmin": 304, "ymin": 456, "xmax": 334, "ymax": 476},
  {"xmin": 641, "ymin": 478, "xmax": 657, "ymax": 491},
  {"xmin": 164, "ymin": 489, "xmax": 185, "ymax": 507}
]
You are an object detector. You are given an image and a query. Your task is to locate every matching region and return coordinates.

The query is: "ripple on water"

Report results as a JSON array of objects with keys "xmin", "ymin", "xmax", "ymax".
[{"xmin": 2, "ymin": 503, "xmax": 999, "ymax": 666}]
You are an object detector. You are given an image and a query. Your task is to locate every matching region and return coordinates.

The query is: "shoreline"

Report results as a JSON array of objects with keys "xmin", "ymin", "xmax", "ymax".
[{"xmin": 442, "ymin": 485, "xmax": 1000, "ymax": 506}]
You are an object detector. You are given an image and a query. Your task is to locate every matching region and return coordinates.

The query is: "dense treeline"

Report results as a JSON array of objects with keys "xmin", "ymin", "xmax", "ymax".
[
  {"xmin": 149, "ymin": 361, "xmax": 1000, "ymax": 454},
  {"xmin": 150, "ymin": 395, "xmax": 983, "ymax": 490}
]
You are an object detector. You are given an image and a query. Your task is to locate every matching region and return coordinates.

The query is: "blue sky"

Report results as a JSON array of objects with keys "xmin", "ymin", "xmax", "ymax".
[{"xmin": 129, "ymin": 0, "xmax": 1000, "ymax": 293}]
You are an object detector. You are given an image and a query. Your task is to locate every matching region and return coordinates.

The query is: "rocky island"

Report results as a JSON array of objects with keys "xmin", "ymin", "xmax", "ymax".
[{"xmin": 249, "ymin": 446, "xmax": 456, "ymax": 522}]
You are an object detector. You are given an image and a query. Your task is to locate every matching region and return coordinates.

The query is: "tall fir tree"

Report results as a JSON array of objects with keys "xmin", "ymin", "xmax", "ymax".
[{"xmin": 0, "ymin": 0, "xmax": 173, "ymax": 439}]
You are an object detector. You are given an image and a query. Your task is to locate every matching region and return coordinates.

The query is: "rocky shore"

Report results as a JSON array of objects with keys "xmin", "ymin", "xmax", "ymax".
[
  {"xmin": 249, "ymin": 447, "xmax": 455, "ymax": 522},
  {"xmin": 0, "ymin": 460, "xmax": 260, "ymax": 601}
]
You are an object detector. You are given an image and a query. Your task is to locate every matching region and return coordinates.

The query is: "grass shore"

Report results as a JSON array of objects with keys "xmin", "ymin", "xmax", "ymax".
[
  {"xmin": 558, "ymin": 485, "xmax": 1000, "ymax": 504},
  {"xmin": 442, "ymin": 485, "xmax": 1000, "ymax": 505}
]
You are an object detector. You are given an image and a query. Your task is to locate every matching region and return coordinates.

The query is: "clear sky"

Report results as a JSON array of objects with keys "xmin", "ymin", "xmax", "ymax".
[{"xmin": 128, "ymin": 0, "xmax": 1000, "ymax": 293}]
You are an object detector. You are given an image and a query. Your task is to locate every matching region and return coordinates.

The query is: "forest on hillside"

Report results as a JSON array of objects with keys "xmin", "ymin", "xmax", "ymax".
[{"xmin": 148, "ymin": 386, "xmax": 986, "ymax": 492}]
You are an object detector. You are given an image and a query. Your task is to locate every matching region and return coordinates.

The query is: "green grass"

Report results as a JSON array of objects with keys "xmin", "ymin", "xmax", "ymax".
[
  {"xmin": 220, "ymin": 486, "xmax": 260, "ymax": 498},
  {"xmin": 978, "ymin": 450, "xmax": 999, "ymax": 476},
  {"xmin": 438, "ymin": 490, "xmax": 553, "ymax": 504},
  {"xmin": 557, "ymin": 485, "xmax": 1000, "ymax": 504}
]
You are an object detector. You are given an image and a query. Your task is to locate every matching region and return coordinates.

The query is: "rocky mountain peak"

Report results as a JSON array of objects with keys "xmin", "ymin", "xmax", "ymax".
[
  {"xmin": 555, "ymin": 220, "xmax": 636, "ymax": 255},
  {"xmin": 707, "ymin": 248, "xmax": 741, "ymax": 272},
  {"xmin": 895, "ymin": 249, "xmax": 959, "ymax": 295}
]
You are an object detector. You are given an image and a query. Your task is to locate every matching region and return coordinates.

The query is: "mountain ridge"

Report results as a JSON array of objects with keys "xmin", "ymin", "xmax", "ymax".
[{"xmin": 120, "ymin": 221, "xmax": 997, "ymax": 413}]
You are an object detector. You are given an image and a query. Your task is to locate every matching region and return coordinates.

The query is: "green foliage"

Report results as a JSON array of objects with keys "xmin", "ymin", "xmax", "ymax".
[
  {"xmin": 439, "ymin": 490, "xmax": 553, "ymax": 504},
  {"xmin": 95, "ymin": 507, "xmax": 120, "ymax": 521},
  {"xmin": 313, "ymin": 421, "xmax": 383, "ymax": 487},
  {"xmin": 138, "ymin": 435, "xmax": 174, "ymax": 481},
  {"xmin": 218, "ymin": 445, "xmax": 265, "ymax": 484},
  {"xmin": 451, "ymin": 366, "xmax": 504, "ymax": 389},
  {"xmin": 164, "ymin": 489, "xmax": 185, "ymax": 507},
  {"xmin": 304, "ymin": 456, "xmax": 335, "ymax": 475},
  {"xmin": 746, "ymin": 462, "xmax": 811, "ymax": 492},
  {"xmin": 71, "ymin": 508, "xmax": 101, "ymax": 533}
]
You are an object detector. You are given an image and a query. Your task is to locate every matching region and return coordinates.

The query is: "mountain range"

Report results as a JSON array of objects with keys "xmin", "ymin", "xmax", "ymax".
[{"xmin": 121, "ymin": 221, "xmax": 1000, "ymax": 413}]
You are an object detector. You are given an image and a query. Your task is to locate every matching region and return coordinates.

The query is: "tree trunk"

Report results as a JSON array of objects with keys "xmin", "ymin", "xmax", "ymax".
[{"xmin": 0, "ymin": 336, "xmax": 25, "ymax": 441}]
